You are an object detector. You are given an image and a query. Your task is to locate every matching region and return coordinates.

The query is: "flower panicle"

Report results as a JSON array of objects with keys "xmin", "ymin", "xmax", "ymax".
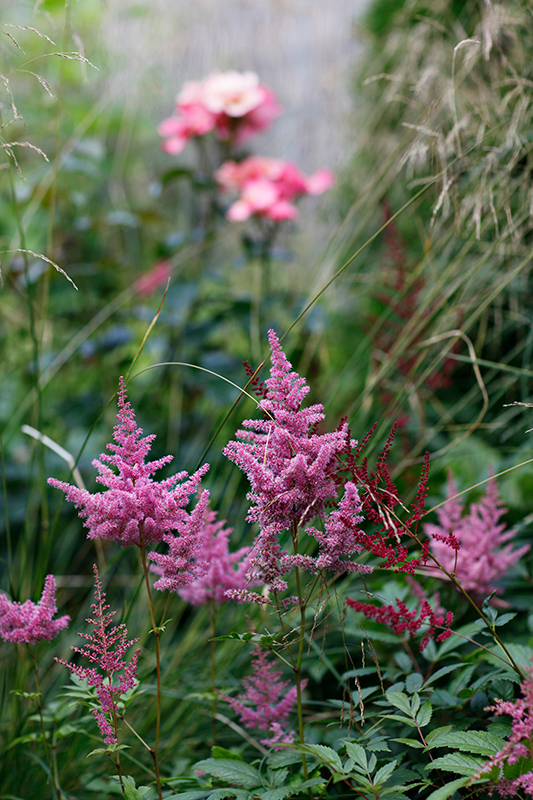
[
  {"xmin": 219, "ymin": 648, "xmax": 305, "ymax": 747},
  {"xmin": 424, "ymin": 471, "xmax": 530, "ymax": 598},
  {"xmin": 55, "ymin": 565, "xmax": 140, "ymax": 745},
  {"xmin": 0, "ymin": 575, "xmax": 69, "ymax": 645},
  {"xmin": 48, "ymin": 377, "xmax": 210, "ymax": 551}
]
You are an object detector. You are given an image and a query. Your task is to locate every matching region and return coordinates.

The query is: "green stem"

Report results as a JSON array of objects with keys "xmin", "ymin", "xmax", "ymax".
[
  {"xmin": 290, "ymin": 521, "xmax": 311, "ymax": 789},
  {"xmin": 209, "ymin": 601, "xmax": 218, "ymax": 746},
  {"xmin": 140, "ymin": 545, "xmax": 163, "ymax": 800},
  {"xmin": 27, "ymin": 646, "xmax": 59, "ymax": 800}
]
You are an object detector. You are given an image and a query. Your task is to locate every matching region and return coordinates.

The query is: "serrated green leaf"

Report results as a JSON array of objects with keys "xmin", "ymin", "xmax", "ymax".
[
  {"xmin": 392, "ymin": 739, "xmax": 425, "ymax": 749},
  {"xmin": 426, "ymin": 730, "xmax": 505, "ymax": 756},
  {"xmin": 381, "ymin": 714, "xmax": 417, "ymax": 727},
  {"xmin": 416, "ymin": 701, "xmax": 432, "ymax": 727},
  {"xmin": 373, "ymin": 760, "xmax": 397, "ymax": 785},
  {"xmin": 410, "ymin": 693, "xmax": 421, "ymax": 716},
  {"xmin": 386, "ymin": 691, "xmax": 412, "ymax": 716},
  {"xmin": 366, "ymin": 737, "xmax": 391, "ymax": 752},
  {"xmin": 207, "ymin": 790, "xmax": 248, "ymax": 800},
  {"xmin": 343, "ymin": 741, "xmax": 367, "ymax": 770},
  {"xmin": 425, "ymin": 726, "xmax": 453, "ymax": 745},
  {"xmin": 296, "ymin": 744, "xmax": 343, "ymax": 772},
  {"xmin": 193, "ymin": 759, "xmax": 261, "ymax": 789},
  {"xmin": 494, "ymin": 613, "xmax": 517, "ymax": 627},
  {"xmin": 169, "ymin": 792, "xmax": 210, "ymax": 800},
  {"xmin": 405, "ymin": 673, "xmax": 423, "ymax": 694},
  {"xmin": 368, "ymin": 753, "xmax": 377, "ymax": 772},
  {"xmin": 426, "ymin": 753, "xmax": 486, "ymax": 775},
  {"xmin": 425, "ymin": 776, "xmax": 471, "ymax": 800}
]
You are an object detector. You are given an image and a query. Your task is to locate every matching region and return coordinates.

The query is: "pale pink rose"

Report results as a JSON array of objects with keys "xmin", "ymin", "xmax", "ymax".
[
  {"xmin": 202, "ymin": 71, "xmax": 264, "ymax": 117},
  {"xmin": 158, "ymin": 104, "xmax": 215, "ymax": 154}
]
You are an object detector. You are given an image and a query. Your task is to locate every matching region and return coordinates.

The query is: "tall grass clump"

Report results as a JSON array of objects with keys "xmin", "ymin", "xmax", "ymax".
[{"xmin": 1, "ymin": 1, "xmax": 533, "ymax": 799}]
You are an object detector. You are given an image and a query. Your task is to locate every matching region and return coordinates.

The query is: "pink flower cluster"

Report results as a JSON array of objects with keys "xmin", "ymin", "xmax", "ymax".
[
  {"xmin": 158, "ymin": 71, "xmax": 281, "ymax": 154},
  {"xmin": 224, "ymin": 330, "xmax": 368, "ymax": 595},
  {"xmin": 220, "ymin": 648, "xmax": 305, "ymax": 747},
  {"xmin": 424, "ymin": 473, "xmax": 530, "ymax": 598},
  {"xmin": 0, "ymin": 575, "xmax": 69, "ymax": 645},
  {"xmin": 215, "ymin": 156, "xmax": 334, "ymax": 221},
  {"xmin": 56, "ymin": 566, "xmax": 140, "ymax": 746},
  {"xmin": 49, "ymin": 379, "xmax": 209, "ymax": 562},
  {"xmin": 346, "ymin": 595, "xmax": 453, "ymax": 652},
  {"xmin": 476, "ymin": 668, "xmax": 533, "ymax": 796},
  {"xmin": 177, "ymin": 510, "xmax": 253, "ymax": 605}
]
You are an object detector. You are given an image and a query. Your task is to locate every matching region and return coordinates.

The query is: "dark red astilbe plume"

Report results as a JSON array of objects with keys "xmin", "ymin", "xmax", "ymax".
[
  {"xmin": 346, "ymin": 595, "xmax": 453, "ymax": 652},
  {"xmin": 338, "ymin": 422, "xmax": 430, "ymax": 574}
]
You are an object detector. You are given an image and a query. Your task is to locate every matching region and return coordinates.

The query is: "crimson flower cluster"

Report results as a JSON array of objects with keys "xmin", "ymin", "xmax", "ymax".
[
  {"xmin": 220, "ymin": 648, "xmax": 305, "ymax": 747},
  {"xmin": 224, "ymin": 329, "xmax": 368, "ymax": 596},
  {"xmin": 56, "ymin": 565, "xmax": 140, "ymax": 746},
  {"xmin": 0, "ymin": 575, "xmax": 69, "ymax": 645},
  {"xmin": 346, "ymin": 595, "xmax": 453, "ymax": 652},
  {"xmin": 49, "ymin": 379, "xmax": 210, "ymax": 590}
]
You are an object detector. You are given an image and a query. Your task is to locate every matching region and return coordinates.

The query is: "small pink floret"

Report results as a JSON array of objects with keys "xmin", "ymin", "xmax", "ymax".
[{"xmin": 0, "ymin": 575, "xmax": 69, "ymax": 645}]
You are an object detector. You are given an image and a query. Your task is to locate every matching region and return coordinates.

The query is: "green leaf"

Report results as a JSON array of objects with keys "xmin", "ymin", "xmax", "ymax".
[
  {"xmin": 165, "ymin": 792, "xmax": 210, "ymax": 800},
  {"xmin": 425, "ymin": 726, "xmax": 453, "ymax": 745},
  {"xmin": 425, "ymin": 776, "xmax": 471, "ymax": 800},
  {"xmin": 422, "ymin": 664, "xmax": 464, "ymax": 688},
  {"xmin": 211, "ymin": 748, "xmax": 243, "ymax": 761},
  {"xmin": 123, "ymin": 776, "xmax": 149, "ymax": 799},
  {"xmin": 296, "ymin": 744, "xmax": 343, "ymax": 772},
  {"xmin": 410, "ymin": 693, "xmax": 421, "ymax": 716},
  {"xmin": 416, "ymin": 701, "xmax": 432, "ymax": 728},
  {"xmin": 386, "ymin": 691, "xmax": 412, "ymax": 716},
  {"xmin": 193, "ymin": 759, "xmax": 261, "ymax": 790},
  {"xmin": 392, "ymin": 739, "xmax": 425, "ymax": 749},
  {"xmin": 343, "ymin": 741, "xmax": 367, "ymax": 770},
  {"xmin": 373, "ymin": 760, "xmax": 397, "ymax": 785},
  {"xmin": 426, "ymin": 753, "xmax": 486, "ymax": 775},
  {"xmin": 381, "ymin": 714, "xmax": 417, "ymax": 727},
  {"xmin": 207, "ymin": 791, "xmax": 248, "ymax": 800},
  {"xmin": 426, "ymin": 730, "xmax": 505, "ymax": 756},
  {"xmin": 495, "ymin": 612, "xmax": 517, "ymax": 627},
  {"xmin": 405, "ymin": 673, "xmax": 423, "ymax": 694}
]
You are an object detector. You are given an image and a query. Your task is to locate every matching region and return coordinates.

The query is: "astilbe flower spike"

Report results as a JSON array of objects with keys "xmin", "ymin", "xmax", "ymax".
[
  {"xmin": 424, "ymin": 472, "xmax": 530, "ymax": 598},
  {"xmin": 176, "ymin": 509, "xmax": 254, "ymax": 605},
  {"xmin": 474, "ymin": 667, "xmax": 533, "ymax": 797},
  {"xmin": 56, "ymin": 565, "xmax": 140, "ymax": 746},
  {"xmin": 224, "ymin": 329, "xmax": 368, "ymax": 595},
  {"xmin": 0, "ymin": 575, "xmax": 69, "ymax": 644},
  {"xmin": 346, "ymin": 595, "xmax": 453, "ymax": 652},
  {"xmin": 48, "ymin": 378, "xmax": 209, "ymax": 570},
  {"xmin": 220, "ymin": 648, "xmax": 306, "ymax": 747}
]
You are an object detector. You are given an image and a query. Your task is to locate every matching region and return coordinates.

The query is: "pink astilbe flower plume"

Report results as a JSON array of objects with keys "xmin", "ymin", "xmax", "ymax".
[
  {"xmin": 48, "ymin": 378, "xmax": 209, "ymax": 555},
  {"xmin": 0, "ymin": 575, "xmax": 69, "ymax": 644},
  {"xmin": 474, "ymin": 667, "xmax": 533, "ymax": 797},
  {"xmin": 56, "ymin": 565, "xmax": 140, "ymax": 746},
  {"xmin": 176, "ymin": 509, "xmax": 254, "ymax": 605},
  {"xmin": 424, "ymin": 472, "xmax": 530, "ymax": 598},
  {"xmin": 220, "ymin": 648, "xmax": 306, "ymax": 747},
  {"xmin": 224, "ymin": 330, "xmax": 368, "ymax": 595}
]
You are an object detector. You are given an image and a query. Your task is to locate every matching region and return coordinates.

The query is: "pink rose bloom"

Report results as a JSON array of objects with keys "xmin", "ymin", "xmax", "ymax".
[
  {"xmin": 158, "ymin": 71, "xmax": 281, "ymax": 154},
  {"xmin": 202, "ymin": 71, "xmax": 265, "ymax": 117},
  {"xmin": 216, "ymin": 156, "xmax": 334, "ymax": 221}
]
